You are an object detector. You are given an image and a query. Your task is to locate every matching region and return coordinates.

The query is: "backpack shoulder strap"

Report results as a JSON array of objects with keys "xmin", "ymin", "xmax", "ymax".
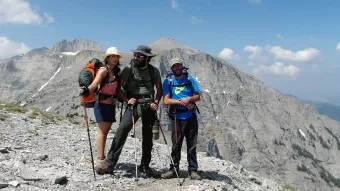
[
  {"xmin": 147, "ymin": 64, "xmax": 156, "ymax": 85},
  {"xmin": 98, "ymin": 65, "xmax": 110, "ymax": 91},
  {"xmin": 125, "ymin": 65, "xmax": 133, "ymax": 83},
  {"xmin": 186, "ymin": 73, "xmax": 200, "ymax": 114},
  {"xmin": 186, "ymin": 73, "xmax": 194, "ymax": 95},
  {"xmin": 168, "ymin": 74, "xmax": 174, "ymax": 98}
]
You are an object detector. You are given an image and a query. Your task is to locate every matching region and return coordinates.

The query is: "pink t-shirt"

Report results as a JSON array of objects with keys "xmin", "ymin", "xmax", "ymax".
[{"xmin": 98, "ymin": 67, "xmax": 118, "ymax": 104}]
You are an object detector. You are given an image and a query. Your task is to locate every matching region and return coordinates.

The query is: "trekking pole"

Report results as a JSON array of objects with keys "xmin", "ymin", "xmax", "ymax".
[
  {"xmin": 119, "ymin": 102, "xmax": 124, "ymax": 124},
  {"xmin": 130, "ymin": 105, "xmax": 138, "ymax": 185},
  {"xmin": 174, "ymin": 108, "xmax": 178, "ymax": 144},
  {"xmin": 159, "ymin": 121, "xmax": 182, "ymax": 186},
  {"xmin": 81, "ymin": 101, "xmax": 96, "ymax": 181}
]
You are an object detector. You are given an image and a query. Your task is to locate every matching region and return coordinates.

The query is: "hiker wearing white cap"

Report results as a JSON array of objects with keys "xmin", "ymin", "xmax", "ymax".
[
  {"xmin": 95, "ymin": 45, "xmax": 162, "ymax": 177},
  {"xmin": 160, "ymin": 58, "xmax": 202, "ymax": 180},
  {"xmin": 79, "ymin": 46, "xmax": 128, "ymax": 172}
]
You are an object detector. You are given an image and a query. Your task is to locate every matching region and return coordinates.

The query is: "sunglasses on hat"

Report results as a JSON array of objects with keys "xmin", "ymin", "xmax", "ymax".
[{"xmin": 134, "ymin": 53, "xmax": 145, "ymax": 58}]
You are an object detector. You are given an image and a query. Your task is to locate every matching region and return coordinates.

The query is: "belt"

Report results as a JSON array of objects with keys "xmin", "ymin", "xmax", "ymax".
[
  {"xmin": 129, "ymin": 95, "xmax": 153, "ymax": 103},
  {"xmin": 96, "ymin": 93, "xmax": 117, "ymax": 101},
  {"xmin": 129, "ymin": 94, "xmax": 153, "ymax": 99}
]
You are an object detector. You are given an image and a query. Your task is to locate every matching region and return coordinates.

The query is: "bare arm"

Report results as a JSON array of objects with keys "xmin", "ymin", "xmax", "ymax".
[
  {"xmin": 163, "ymin": 94, "xmax": 181, "ymax": 105},
  {"xmin": 189, "ymin": 93, "xmax": 200, "ymax": 102},
  {"xmin": 87, "ymin": 68, "xmax": 107, "ymax": 92},
  {"xmin": 154, "ymin": 81, "xmax": 162, "ymax": 104},
  {"xmin": 119, "ymin": 67, "xmax": 137, "ymax": 105},
  {"xmin": 117, "ymin": 88, "xmax": 128, "ymax": 102},
  {"xmin": 79, "ymin": 68, "xmax": 107, "ymax": 95}
]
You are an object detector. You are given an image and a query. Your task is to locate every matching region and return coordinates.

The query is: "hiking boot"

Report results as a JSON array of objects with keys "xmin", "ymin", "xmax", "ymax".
[
  {"xmin": 188, "ymin": 171, "xmax": 202, "ymax": 180},
  {"xmin": 95, "ymin": 159, "xmax": 114, "ymax": 175},
  {"xmin": 161, "ymin": 170, "xmax": 175, "ymax": 179},
  {"xmin": 139, "ymin": 165, "xmax": 157, "ymax": 178}
]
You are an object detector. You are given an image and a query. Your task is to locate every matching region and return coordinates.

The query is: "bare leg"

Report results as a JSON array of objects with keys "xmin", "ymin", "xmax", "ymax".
[{"xmin": 96, "ymin": 122, "xmax": 112, "ymax": 159}]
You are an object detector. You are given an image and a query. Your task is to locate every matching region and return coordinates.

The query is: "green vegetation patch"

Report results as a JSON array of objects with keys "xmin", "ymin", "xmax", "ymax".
[
  {"xmin": 324, "ymin": 127, "xmax": 340, "ymax": 150},
  {"xmin": 0, "ymin": 102, "xmax": 28, "ymax": 113},
  {"xmin": 283, "ymin": 184, "xmax": 298, "ymax": 191},
  {"xmin": 0, "ymin": 102, "xmax": 80, "ymax": 125},
  {"xmin": 318, "ymin": 135, "xmax": 331, "ymax": 149},
  {"xmin": 296, "ymin": 164, "xmax": 315, "ymax": 177},
  {"xmin": 319, "ymin": 166, "xmax": 340, "ymax": 187},
  {"xmin": 292, "ymin": 143, "xmax": 315, "ymax": 161}
]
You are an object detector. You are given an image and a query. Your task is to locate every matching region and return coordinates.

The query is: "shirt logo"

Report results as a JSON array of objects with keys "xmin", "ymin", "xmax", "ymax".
[{"xmin": 174, "ymin": 83, "xmax": 185, "ymax": 95}]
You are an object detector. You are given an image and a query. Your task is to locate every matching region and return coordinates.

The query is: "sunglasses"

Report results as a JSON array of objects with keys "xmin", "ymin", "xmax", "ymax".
[{"xmin": 134, "ymin": 53, "xmax": 145, "ymax": 58}]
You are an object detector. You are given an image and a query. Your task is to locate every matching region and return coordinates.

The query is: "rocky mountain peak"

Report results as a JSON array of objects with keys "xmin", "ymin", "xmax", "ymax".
[
  {"xmin": 150, "ymin": 36, "xmax": 199, "ymax": 54},
  {"xmin": 49, "ymin": 39, "xmax": 104, "ymax": 54}
]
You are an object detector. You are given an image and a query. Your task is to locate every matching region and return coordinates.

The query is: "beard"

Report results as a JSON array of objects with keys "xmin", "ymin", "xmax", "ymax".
[
  {"xmin": 172, "ymin": 69, "xmax": 182, "ymax": 77},
  {"xmin": 134, "ymin": 59, "xmax": 147, "ymax": 68}
]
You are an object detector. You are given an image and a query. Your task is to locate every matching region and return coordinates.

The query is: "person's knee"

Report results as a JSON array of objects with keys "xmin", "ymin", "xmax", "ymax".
[
  {"xmin": 118, "ymin": 117, "xmax": 133, "ymax": 131},
  {"xmin": 101, "ymin": 131, "xmax": 109, "ymax": 137}
]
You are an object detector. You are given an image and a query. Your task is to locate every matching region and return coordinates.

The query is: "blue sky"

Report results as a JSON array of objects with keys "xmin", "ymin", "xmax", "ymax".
[{"xmin": 1, "ymin": 0, "xmax": 340, "ymax": 104}]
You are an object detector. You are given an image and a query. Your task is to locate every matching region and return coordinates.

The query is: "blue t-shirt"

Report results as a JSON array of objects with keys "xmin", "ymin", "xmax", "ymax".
[{"xmin": 162, "ymin": 74, "xmax": 200, "ymax": 120}]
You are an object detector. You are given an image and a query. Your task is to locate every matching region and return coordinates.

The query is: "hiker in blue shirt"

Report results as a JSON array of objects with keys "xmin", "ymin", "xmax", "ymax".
[{"xmin": 161, "ymin": 58, "xmax": 202, "ymax": 180}]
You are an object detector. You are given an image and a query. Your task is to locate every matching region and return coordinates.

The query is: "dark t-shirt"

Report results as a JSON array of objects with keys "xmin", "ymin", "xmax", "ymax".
[{"xmin": 120, "ymin": 64, "xmax": 161, "ymax": 97}]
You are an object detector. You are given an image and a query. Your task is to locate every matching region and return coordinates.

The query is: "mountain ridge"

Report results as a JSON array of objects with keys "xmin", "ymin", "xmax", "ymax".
[
  {"xmin": 48, "ymin": 39, "xmax": 104, "ymax": 54},
  {"xmin": 287, "ymin": 94, "xmax": 340, "ymax": 122},
  {"xmin": 0, "ymin": 37, "xmax": 339, "ymax": 191}
]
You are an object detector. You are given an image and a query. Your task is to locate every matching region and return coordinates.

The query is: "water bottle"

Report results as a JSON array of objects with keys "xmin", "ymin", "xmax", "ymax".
[{"xmin": 152, "ymin": 118, "xmax": 160, "ymax": 140}]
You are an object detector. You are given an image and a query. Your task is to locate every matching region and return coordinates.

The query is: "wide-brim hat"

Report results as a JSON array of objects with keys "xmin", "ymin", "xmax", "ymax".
[
  {"xmin": 131, "ymin": 45, "xmax": 156, "ymax": 57},
  {"xmin": 104, "ymin": 47, "xmax": 122, "ymax": 59},
  {"xmin": 170, "ymin": 58, "xmax": 183, "ymax": 67}
]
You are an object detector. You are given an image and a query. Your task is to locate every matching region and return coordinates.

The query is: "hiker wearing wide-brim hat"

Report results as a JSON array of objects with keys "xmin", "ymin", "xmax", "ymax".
[
  {"xmin": 130, "ymin": 45, "xmax": 156, "ymax": 57},
  {"xmin": 99, "ymin": 44, "xmax": 162, "ymax": 178},
  {"xmin": 160, "ymin": 57, "xmax": 202, "ymax": 180},
  {"xmin": 79, "ymin": 46, "xmax": 129, "ymax": 175},
  {"xmin": 129, "ymin": 45, "xmax": 156, "ymax": 68}
]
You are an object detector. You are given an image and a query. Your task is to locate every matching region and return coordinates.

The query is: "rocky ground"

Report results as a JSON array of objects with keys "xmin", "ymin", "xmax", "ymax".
[{"xmin": 0, "ymin": 103, "xmax": 283, "ymax": 191}]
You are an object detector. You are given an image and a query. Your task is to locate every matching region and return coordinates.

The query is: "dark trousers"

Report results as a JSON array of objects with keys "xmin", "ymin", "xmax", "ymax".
[
  {"xmin": 107, "ymin": 104, "xmax": 155, "ymax": 167},
  {"xmin": 169, "ymin": 114, "xmax": 199, "ymax": 172}
]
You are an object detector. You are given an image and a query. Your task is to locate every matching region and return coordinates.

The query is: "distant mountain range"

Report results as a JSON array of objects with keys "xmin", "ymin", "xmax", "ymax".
[{"xmin": 287, "ymin": 94, "xmax": 340, "ymax": 122}]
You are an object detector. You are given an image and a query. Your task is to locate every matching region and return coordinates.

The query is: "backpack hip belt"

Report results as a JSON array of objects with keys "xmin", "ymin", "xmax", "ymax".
[{"xmin": 96, "ymin": 93, "xmax": 118, "ymax": 102}]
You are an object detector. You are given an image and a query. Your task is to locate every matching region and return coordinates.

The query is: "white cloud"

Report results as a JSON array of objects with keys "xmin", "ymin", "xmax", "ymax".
[
  {"xmin": 0, "ymin": 36, "xmax": 30, "ymax": 59},
  {"xmin": 336, "ymin": 42, "xmax": 340, "ymax": 51},
  {"xmin": 218, "ymin": 48, "xmax": 241, "ymax": 61},
  {"xmin": 252, "ymin": 62, "xmax": 300, "ymax": 78},
  {"xmin": 191, "ymin": 16, "xmax": 203, "ymax": 24},
  {"xmin": 268, "ymin": 46, "xmax": 320, "ymax": 62},
  {"xmin": 171, "ymin": 0, "xmax": 178, "ymax": 9},
  {"xmin": 244, "ymin": 45, "xmax": 262, "ymax": 59},
  {"xmin": 0, "ymin": 0, "xmax": 54, "ymax": 24},
  {"xmin": 43, "ymin": 12, "xmax": 54, "ymax": 24},
  {"xmin": 249, "ymin": 0, "xmax": 262, "ymax": 4}
]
